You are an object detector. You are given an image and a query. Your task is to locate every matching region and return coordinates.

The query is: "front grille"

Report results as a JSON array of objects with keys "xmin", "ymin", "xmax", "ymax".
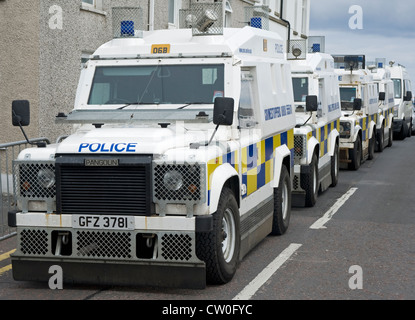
[
  {"xmin": 16, "ymin": 228, "xmax": 197, "ymax": 263},
  {"xmin": 56, "ymin": 156, "xmax": 152, "ymax": 216},
  {"xmin": 293, "ymin": 175, "xmax": 299, "ymax": 190},
  {"xmin": 294, "ymin": 135, "xmax": 305, "ymax": 159},
  {"xmin": 154, "ymin": 163, "xmax": 204, "ymax": 203},
  {"xmin": 14, "ymin": 161, "xmax": 56, "ymax": 199},
  {"xmin": 76, "ymin": 230, "xmax": 133, "ymax": 259},
  {"xmin": 161, "ymin": 234, "xmax": 192, "ymax": 261},
  {"xmin": 20, "ymin": 229, "xmax": 49, "ymax": 255}
]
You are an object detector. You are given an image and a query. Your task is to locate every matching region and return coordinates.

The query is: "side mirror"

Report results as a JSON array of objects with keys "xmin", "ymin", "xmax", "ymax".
[
  {"xmin": 12, "ymin": 100, "xmax": 31, "ymax": 127},
  {"xmin": 379, "ymin": 92, "xmax": 385, "ymax": 101},
  {"xmin": 213, "ymin": 97, "xmax": 234, "ymax": 126},
  {"xmin": 353, "ymin": 98, "xmax": 362, "ymax": 111},
  {"xmin": 404, "ymin": 91, "xmax": 412, "ymax": 102},
  {"xmin": 305, "ymin": 95, "xmax": 318, "ymax": 112}
]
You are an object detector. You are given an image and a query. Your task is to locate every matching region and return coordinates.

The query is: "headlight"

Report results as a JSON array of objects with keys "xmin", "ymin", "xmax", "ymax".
[
  {"xmin": 37, "ymin": 168, "xmax": 56, "ymax": 189},
  {"xmin": 340, "ymin": 122, "xmax": 352, "ymax": 138},
  {"xmin": 163, "ymin": 170, "xmax": 183, "ymax": 191}
]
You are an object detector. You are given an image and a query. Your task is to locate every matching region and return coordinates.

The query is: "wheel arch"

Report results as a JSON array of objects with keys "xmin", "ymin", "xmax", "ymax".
[{"xmin": 208, "ymin": 163, "xmax": 239, "ymax": 214}]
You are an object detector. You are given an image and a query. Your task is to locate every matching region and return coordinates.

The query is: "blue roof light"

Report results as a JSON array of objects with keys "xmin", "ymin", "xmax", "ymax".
[{"xmin": 121, "ymin": 20, "xmax": 135, "ymax": 37}]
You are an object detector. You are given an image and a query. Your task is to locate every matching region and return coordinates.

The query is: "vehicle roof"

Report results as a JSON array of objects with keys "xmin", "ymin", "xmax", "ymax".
[
  {"xmin": 290, "ymin": 52, "xmax": 335, "ymax": 74},
  {"xmin": 93, "ymin": 27, "xmax": 286, "ymax": 61}
]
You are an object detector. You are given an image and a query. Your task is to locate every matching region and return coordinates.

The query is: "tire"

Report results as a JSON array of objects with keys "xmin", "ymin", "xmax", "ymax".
[
  {"xmin": 330, "ymin": 143, "xmax": 339, "ymax": 188},
  {"xmin": 407, "ymin": 120, "xmax": 412, "ymax": 138},
  {"xmin": 304, "ymin": 153, "xmax": 319, "ymax": 207},
  {"xmin": 387, "ymin": 128, "xmax": 393, "ymax": 148},
  {"xmin": 270, "ymin": 165, "xmax": 291, "ymax": 236},
  {"xmin": 348, "ymin": 135, "xmax": 362, "ymax": 171},
  {"xmin": 376, "ymin": 127, "xmax": 384, "ymax": 153},
  {"xmin": 398, "ymin": 122, "xmax": 407, "ymax": 140},
  {"xmin": 196, "ymin": 187, "xmax": 240, "ymax": 285}
]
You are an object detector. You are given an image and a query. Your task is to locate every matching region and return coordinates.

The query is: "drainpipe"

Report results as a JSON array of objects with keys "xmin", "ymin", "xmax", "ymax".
[
  {"xmin": 148, "ymin": 0, "xmax": 155, "ymax": 31},
  {"xmin": 280, "ymin": 0, "xmax": 291, "ymax": 52}
]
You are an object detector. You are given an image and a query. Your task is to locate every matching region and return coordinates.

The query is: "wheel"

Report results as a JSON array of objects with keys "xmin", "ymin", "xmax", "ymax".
[
  {"xmin": 407, "ymin": 120, "xmax": 412, "ymax": 138},
  {"xmin": 196, "ymin": 188, "xmax": 240, "ymax": 285},
  {"xmin": 304, "ymin": 153, "xmax": 319, "ymax": 207},
  {"xmin": 376, "ymin": 127, "xmax": 384, "ymax": 153},
  {"xmin": 387, "ymin": 128, "xmax": 393, "ymax": 147},
  {"xmin": 330, "ymin": 143, "xmax": 339, "ymax": 188},
  {"xmin": 348, "ymin": 135, "xmax": 362, "ymax": 171},
  {"xmin": 399, "ymin": 122, "xmax": 407, "ymax": 140},
  {"xmin": 271, "ymin": 165, "xmax": 291, "ymax": 236}
]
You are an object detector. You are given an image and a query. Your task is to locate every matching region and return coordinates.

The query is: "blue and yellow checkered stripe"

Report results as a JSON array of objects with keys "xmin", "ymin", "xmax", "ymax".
[
  {"xmin": 207, "ymin": 129, "xmax": 294, "ymax": 203},
  {"xmin": 306, "ymin": 120, "xmax": 340, "ymax": 158},
  {"xmin": 381, "ymin": 107, "xmax": 393, "ymax": 128},
  {"xmin": 357, "ymin": 114, "xmax": 377, "ymax": 142}
]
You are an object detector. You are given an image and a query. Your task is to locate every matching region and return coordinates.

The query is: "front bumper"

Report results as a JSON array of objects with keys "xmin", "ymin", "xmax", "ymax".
[
  {"xmin": 12, "ymin": 257, "xmax": 206, "ymax": 289},
  {"xmin": 9, "ymin": 212, "xmax": 212, "ymax": 289}
]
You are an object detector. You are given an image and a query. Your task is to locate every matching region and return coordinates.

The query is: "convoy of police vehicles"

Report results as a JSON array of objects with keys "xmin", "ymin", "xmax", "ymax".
[{"xmin": 6, "ymin": 7, "xmax": 413, "ymax": 289}]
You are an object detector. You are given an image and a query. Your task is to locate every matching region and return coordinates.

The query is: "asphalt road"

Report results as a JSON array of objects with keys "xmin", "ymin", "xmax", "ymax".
[{"xmin": 0, "ymin": 135, "xmax": 414, "ymax": 302}]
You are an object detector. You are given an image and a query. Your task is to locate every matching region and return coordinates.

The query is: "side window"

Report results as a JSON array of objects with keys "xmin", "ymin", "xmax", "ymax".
[
  {"xmin": 292, "ymin": 77, "xmax": 308, "ymax": 103},
  {"xmin": 239, "ymin": 70, "xmax": 257, "ymax": 129},
  {"xmin": 405, "ymin": 80, "xmax": 412, "ymax": 94}
]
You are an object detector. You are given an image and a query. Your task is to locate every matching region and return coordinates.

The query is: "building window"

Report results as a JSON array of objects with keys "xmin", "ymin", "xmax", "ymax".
[
  {"xmin": 168, "ymin": 0, "xmax": 182, "ymax": 28},
  {"xmin": 168, "ymin": 0, "xmax": 175, "ymax": 24},
  {"xmin": 81, "ymin": 0, "xmax": 104, "ymax": 12}
]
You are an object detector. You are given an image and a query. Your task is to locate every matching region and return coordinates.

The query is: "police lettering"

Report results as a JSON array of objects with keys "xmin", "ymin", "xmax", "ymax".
[{"xmin": 78, "ymin": 143, "xmax": 137, "ymax": 153}]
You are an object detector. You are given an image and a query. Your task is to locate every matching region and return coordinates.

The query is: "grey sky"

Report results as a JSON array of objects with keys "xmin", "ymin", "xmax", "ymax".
[{"xmin": 309, "ymin": 0, "xmax": 415, "ymax": 86}]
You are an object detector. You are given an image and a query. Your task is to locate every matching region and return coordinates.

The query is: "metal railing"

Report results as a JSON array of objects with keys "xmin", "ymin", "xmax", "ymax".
[{"xmin": 0, "ymin": 138, "xmax": 50, "ymax": 240}]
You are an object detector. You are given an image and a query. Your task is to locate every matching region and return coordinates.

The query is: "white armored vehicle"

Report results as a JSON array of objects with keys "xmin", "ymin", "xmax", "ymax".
[
  {"xmin": 9, "ymin": 9, "xmax": 296, "ymax": 289},
  {"xmin": 387, "ymin": 62, "xmax": 413, "ymax": 140},
  {"xmin": 368, "ymin": 59, "xmax": 394, "ymax": 151},
  {"xmin": 290, "ymin": 52, "xmax": 341, "ymax": 207},
  {"xmin": 334, "ymin": 55, "xmax": 378, "ymax": 170}
]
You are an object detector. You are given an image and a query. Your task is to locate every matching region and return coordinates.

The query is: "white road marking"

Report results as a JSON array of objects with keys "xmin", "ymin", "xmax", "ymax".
[
  {"xmin": 310, "ymin": 187, "xmax": 358, "ymax": 230},
  {"xmin": 233, "ymin": 243, "xmax": 302, "ymax": 300}
]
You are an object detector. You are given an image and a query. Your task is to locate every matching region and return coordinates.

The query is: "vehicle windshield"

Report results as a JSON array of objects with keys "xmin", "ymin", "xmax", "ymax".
[
  {"xmin": 340, "ymin": 87, "xmax": 357, "ymax": 111},
  {"xmin": 88, "ymin": 64, "xmax": 225, "ymax": 105},
  {"xmin": 392, "ymin": 79, "xmax": 402, "ymax": 99},
  {"xmin": 292, "ymin": 77, "xmax": 309, "ymax": 103}
]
